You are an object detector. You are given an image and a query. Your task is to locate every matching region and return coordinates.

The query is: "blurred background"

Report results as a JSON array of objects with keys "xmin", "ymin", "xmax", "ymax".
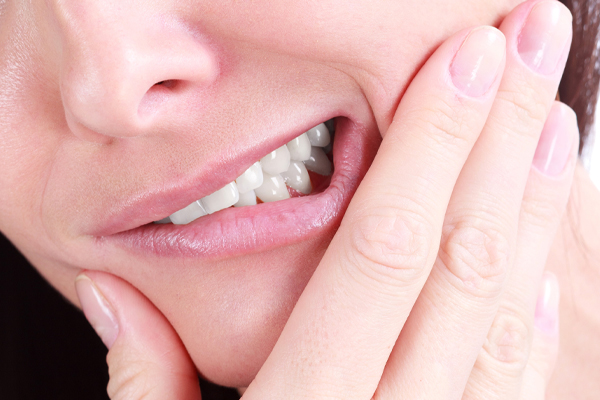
[{"xmin": 585, "ymin": 97, "xmax": 600, "ymax": 188}]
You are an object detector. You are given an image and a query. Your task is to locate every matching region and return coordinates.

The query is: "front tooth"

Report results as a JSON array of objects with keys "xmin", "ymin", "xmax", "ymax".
[
  {"xmin": 260, "ymin": 145, "xmax": 291, "ymax": 175},
  {"xmin": 306, "ymin": 123, "xmax": 330, "ymax": 147},
  {"xmin": 255, "ymin": 172, "xmax": 290, "ymax": 202},
  {"xmin": 236, "ymin": 162, "xmax": 263, "ymax": 193},
  {"xmin": 303, "ymin": 147, "xmax": 332, "ymax": 176},
  {"xmin": 154, "ymin": 216, "xmax": 172, "ymax": 224},
  {"xmin": 201, "ymin": 182, "xmax": 240, "ymax": 214},
  {"xmin": 170, "ymin": 201, "xmax": 207, "ymax": 225},
  {"xmin": 281, "ymin": 161, "xmax": 312, "ymax": 195},
  {"xmin": 286, "ymin": 132, "xmax": 311, "ymax": 161},
  {"xmin": 234, "ymin": 189, "xmax": 257, "ymax": 207}
]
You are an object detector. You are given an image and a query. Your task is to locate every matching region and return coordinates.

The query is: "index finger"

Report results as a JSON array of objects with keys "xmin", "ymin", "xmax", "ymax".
[{"xmin": 244, "ymin": 26, "xmax": 506, "ymax": 400}]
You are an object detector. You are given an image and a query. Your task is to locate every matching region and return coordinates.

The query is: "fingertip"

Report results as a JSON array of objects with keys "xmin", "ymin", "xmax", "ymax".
[
  {"xmin": 74, "ymin": 272, "xmax": 119, "ymax": 349},
  {"xmin": 534, "ymin": 271, "xmax": 560, "ymax": 337},
  {"xmin": 450, "ymin": 26, "xmax": 506, "ymax": 97},
  {"xmin": 75, "ymin": 271, "xmax": 202, "ymax": 400},
  {"xmin": 520, "ymin": 271, "xmax": 560, "ymax": 398},
  {"xmin": 532, "ymin": 101, "xmax": 579, "ymax": 177},
  {"xmin": 553, "ymin": 101, "xmax": 580, "ymax": 155}
]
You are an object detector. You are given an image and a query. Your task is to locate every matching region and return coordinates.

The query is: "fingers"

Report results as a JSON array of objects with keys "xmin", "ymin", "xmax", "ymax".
[
  {"xmin": 462, "ymin": 102, "xmax": 578, "ymax": 399},
  {"xmin": 375, "ymin": 1, "xmax": 573, "ymax": 398},
  {"xmin": 245, "ymin": 24, "xmax": 506, "ymax": 400},
  {"xmin": 75, "ymin": 271, "xmax": 201, "ymax": 400},
  {"xmin": 519, "ymin": 272, "xmax": 560, "ymax": 400}
]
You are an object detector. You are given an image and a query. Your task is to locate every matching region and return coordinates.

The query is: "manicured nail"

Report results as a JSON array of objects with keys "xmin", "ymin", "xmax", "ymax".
[
  {"xmin": 450, "ymin": 27, "xmax": 505, "ymax": 97},
  {"xmin": 533, "ymin": 103, "xmax": 574, "ymax": 175},
  {"xmin": 75, "ymin": 275, "xmax": 119, "ymax": 349},
  {"xmin": 534, "ymin": 272, "xmax": 560, "ymax": 335},
  {"xmin": 518, "ymin": 0, "xmax": 572, "ymax": 74}
]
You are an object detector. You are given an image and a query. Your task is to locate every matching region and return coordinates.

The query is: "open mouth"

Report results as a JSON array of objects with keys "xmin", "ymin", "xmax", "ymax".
[
  {"xmin": 104, "ymin": 115, "xmax": 379, "ymax": 259},
  {"xmin": 157, "ymin": 119, "xmax": 336, "ymax": 225}
]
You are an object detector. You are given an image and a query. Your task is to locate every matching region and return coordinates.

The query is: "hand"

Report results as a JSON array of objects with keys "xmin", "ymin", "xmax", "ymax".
[{"xmin": 74, "ymin": 0, "xmax": 578, "ymax": 398}]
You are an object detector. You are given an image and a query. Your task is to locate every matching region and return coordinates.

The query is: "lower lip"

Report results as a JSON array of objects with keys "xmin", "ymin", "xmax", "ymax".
[{"xmin": 107, "ymin": 118, "xmax": 378, "ymax": 259}]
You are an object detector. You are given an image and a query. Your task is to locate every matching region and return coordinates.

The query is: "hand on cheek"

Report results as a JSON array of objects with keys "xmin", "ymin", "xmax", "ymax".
[{"xmin": 75, "ymin": 1, "xmax": 576, "ymax": 399}]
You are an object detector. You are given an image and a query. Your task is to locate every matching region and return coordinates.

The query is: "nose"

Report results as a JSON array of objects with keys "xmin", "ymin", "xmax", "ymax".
[{"xmin": 54, "ymin": 0, "xmax": 218, "ymax": 141}]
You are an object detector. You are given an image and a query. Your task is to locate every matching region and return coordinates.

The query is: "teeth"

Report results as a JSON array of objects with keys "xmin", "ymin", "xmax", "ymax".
[
  {"xmin": 286, "ymin": 132, "xmax": 312, "ymax": 161},
  {"xmin": 170, "ymin": 200, "xmax": 208, "ymax": 225},
  {"xmin": 281, "ymin": 161, "xmax": 312, "ymax": 195},
  {"xmin": 303, "ymin": 147, "xmax": 332, "ymax": 176},
  {"xmin": 260, "ymin": 145, "xmax": 291, "ymax": 175},
  {"xmin": 306, "ymin": 123, "xmax": 330, "ymax": 147},
  {"xmin": 235, "ymin": 189, "xmax": 258, "ymax": 207},
  {"xmin": 156, "ymin": 120, "xmax": 336, "ymax": 225},
  {"xmin": 236, "ymin": 162, "xmax": 263, "ymax": 193},
  {"xmin": 255, "ymin": 172, "xmax": 291, "ymax": 203},
  {"xmin": 201, "ymin": 182, "xmax": 240, "ymax": 214}
]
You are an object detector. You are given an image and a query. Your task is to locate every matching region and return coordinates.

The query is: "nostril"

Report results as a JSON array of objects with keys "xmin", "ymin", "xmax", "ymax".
[
  {"xmin": 138, "ymin": 80, "xmax": 182, "ymax": 119},
  {"xmin": 154, "ymin": 80, "xmax": 177, "ymax": 89}
]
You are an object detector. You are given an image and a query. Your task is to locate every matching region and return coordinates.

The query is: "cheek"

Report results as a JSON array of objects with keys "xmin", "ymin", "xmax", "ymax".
[
  {"xmin": 0, "ymin": 2, "xmax": 65, "ymax": 245},
  {"xmin": 264, "ymin": 0, "xmax": 519, "ymax": 132}
]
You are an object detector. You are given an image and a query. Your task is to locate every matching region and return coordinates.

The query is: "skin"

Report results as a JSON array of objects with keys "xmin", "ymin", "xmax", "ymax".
[
  {"xmin": 546, "ymin": 165, "xmax": 600, "ymax": 398},
  {"xmin": 0, "ymin": 0, "xmax": 598, "ymax": 396}
]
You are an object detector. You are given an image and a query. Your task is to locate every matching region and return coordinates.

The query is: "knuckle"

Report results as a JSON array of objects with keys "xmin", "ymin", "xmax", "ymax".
[
  {"xmin": 346, "ymin": 206, "xmax": 433, "ymax": 286},
  {"xmin": 496, "ymin": 85, "xmax": 548, "ymax": 135},
  {"xmin": 107, "ymin": 352, "xmax": 156, "ymax": 400},
  {"xmin": 438, "ymin": 221, "xmax": 510, "ymax": 298},
  {"xmin": 520, "ymin": 192, "xmax": 563, "ymax": 232},
  {"xmin": 480, "ymin": 310, "xmax": 532, "ymax": 375},
  {"xmin": 401, "ymin": 96, "xmax": 474, "ymax": 148}
]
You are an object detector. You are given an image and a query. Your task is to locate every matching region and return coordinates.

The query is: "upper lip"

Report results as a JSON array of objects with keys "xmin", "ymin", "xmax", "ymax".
[{"xmin": 92, "ymin": 112, "xmax": 343, "ymax": 237}]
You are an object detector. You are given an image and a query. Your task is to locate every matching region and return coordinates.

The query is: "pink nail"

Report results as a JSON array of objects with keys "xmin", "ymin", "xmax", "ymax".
[
  {"xmin": 534, "ymin": 272, "xmax": 560, "ymax": 335},
  {"xmin": 75, "ymin": 275, "xmax": 119, "ymax": 349},
  {"xmin": 518, "ymin": 0, "xmax": 572, "ymax": 75},
  {"xmin": 533, "ymin": 103, "xmax": 573, "ymax": 176},
  {"xmin": 450, "ymin": 27, "xmax": 505, "ymax": 97}
]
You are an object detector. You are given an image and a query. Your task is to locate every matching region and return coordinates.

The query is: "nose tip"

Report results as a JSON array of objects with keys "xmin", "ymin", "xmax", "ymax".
[{"xmin": 57, "ymin": 6, "xmax": 218, "ymax": 141}]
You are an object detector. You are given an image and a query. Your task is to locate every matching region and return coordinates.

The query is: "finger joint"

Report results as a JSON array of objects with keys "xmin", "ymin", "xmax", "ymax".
[
  {"xmin": 346, "ymin": 207, "xmax": 434, "ymax": 288},
  {"xmin": 478, "ymin": 310, "xmax": 532, "ymax": 376},
  {"xmin": 438, "ymin": 221, "xmax": 510, "ymax": 299}
]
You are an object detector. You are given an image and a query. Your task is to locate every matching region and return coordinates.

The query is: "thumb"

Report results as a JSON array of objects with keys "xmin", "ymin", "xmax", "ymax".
[{"xmin": 75, "ymin": 271, "xmax": 201, "ymax": 400}]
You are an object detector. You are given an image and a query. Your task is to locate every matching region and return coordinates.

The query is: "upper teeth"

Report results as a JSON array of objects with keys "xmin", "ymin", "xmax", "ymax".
[{"xmin": 157, "ymin": 122, "xmax": 334, "ymax": 225}]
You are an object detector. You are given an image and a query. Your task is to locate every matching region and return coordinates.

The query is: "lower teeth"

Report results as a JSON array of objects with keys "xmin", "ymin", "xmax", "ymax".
[{"xmin": 159, "ymin": 119, "xmax": 335, "ymax": 225}]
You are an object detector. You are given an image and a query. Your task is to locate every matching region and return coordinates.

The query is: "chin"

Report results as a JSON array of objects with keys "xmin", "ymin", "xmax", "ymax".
[{"xmin": 190, "ymin": 240, "xmax": 329, "ymax": 387}]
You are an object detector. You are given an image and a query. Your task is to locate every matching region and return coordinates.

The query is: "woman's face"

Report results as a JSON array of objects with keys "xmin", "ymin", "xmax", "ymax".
[{"xmin": 0, "ymin": 0, "xmax": 520, "ymax": 386}]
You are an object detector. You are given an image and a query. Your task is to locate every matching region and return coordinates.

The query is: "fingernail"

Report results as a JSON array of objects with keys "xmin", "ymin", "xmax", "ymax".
[
  {"xmin": 518, "ymin": 0, "xmax": 572, "ymax": 74},
  {"xmin": 533, "ymin": 103, "xmax": 574, "ymax": 176},
  {"xmin": 75, "ymin": 275, "xmax": 119, "ymax": 349},
  {"xmin": 534, "ymin": 272, "xmax": 560, "ymax": 335},
  {"xmin": 450, "ymin": 26, "xmax": 505, "ymax": 97}
]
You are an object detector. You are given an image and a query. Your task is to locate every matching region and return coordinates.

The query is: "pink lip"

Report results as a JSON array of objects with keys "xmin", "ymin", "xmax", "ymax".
[{"xmin": 101, "ymin": 117, "xmax": 379, "ymax": 258}]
